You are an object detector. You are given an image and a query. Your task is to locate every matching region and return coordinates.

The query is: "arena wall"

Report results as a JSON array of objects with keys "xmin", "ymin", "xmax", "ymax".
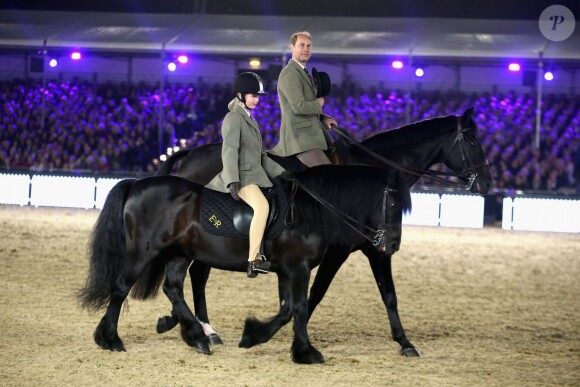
[{"xmin": 1, "ymin": 172, "xmax": 578, "ymax": 233}]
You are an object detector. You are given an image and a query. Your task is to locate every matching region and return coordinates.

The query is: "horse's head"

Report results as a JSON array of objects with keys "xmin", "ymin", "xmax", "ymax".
[
  {"xmin": 442, "ymin": 107, "xmax": 492, "ymax": 194},
  {"xmin": 288, "ymin": 165, "xmax": 409, "ymax": 255}
]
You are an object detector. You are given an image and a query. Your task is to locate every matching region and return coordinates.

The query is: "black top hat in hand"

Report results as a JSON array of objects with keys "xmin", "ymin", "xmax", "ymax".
[{"xmin": 312, "ymin": 67, "xmax": 332, "ymax": 98}]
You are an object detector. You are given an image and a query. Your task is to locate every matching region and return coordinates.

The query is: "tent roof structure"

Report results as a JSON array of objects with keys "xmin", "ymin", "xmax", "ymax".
[{"xmin": 0, "ymin": 10, "xmax": 578, "ymax": 64}]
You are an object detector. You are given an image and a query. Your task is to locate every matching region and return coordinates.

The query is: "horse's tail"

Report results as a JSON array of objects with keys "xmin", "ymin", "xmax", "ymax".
[
  {"xmin": 77, "ymin": 178, "xmax": 136, "ymax": 312},
  {"xmin": 156, "ymin": 149, "xmax": 190, "ymax": 176},
  {"xmin": 129, "ymin": 255, "xmax": 165, "ymax": 300}
]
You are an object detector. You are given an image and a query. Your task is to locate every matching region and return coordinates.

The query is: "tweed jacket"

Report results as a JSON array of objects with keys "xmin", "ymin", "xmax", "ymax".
[
  {"xmin": 206, "ymin": 102, "xmax": 285, "ymax": 193},
  {"xmin": 269, "ymin": 59, "xmax": 329, "ymax": 157}
]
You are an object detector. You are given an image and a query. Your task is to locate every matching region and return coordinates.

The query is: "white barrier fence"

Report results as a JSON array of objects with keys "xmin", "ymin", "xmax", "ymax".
[
  {"xmin": 502, "ymin": 196, "xmax": 580, "ymax": 233},
  {"xmin": 1, "ymin": 172, "xmax": 578, "ymax": 233},
  {"xmin": 0, "ymin": 173, "xmax": 126, "ymax": 210}
]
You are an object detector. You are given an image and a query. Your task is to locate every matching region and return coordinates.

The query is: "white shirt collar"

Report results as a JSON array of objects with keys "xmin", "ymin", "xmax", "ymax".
[
  {"xmin": 292, "ymin": 58, "xmax": 306, "ymax": 70},
  {"xmin": 234, "ymin": 100, "xmax": 252, "ymax": 117},
  {"xmin": 240, "ymin": 105, "xmax": 254, "ymax": 120}
]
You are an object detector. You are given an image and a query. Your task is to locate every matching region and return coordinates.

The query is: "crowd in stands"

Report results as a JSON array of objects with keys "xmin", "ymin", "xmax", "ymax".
[{"xmin": 0, "ymin": 78, "xmax": 578, "ymax": 194}]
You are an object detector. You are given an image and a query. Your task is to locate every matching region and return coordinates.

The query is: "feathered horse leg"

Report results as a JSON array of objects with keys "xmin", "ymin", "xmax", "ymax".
[{"xmin": 162, "ymin": 256, "xmax": 212, "ymax": 354}]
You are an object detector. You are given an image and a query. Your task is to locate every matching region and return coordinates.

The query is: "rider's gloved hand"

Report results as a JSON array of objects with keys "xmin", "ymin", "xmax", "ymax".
[
  {"xmin": 320, "ymin": 113, "xmax": 337, "ymax": 129},
  {"xmin": 228, "ymin": 182, "xmax": 241, "ymax": 201}
]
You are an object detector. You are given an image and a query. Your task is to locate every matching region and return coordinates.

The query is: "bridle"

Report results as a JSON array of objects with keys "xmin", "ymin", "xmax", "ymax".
[
  {"xmin": 284, "ymin": 179, "xmax": 397, "ymax": 251},
  {"xmin": 331, "ymin": 116, "xmax": 488, "ymax": 190},
  {"xmin": 418, "ymin": 116, "xmax": 489, "ymax": 190}
]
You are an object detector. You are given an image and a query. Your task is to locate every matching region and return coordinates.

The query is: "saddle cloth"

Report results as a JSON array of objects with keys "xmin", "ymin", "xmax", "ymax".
[{"xmin": 200, "ymin": 179, "xmax": 287, "ymax": 240}]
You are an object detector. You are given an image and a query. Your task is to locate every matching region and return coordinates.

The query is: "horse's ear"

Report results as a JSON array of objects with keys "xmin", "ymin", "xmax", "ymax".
[
  {"xmin": 395, "ymin": 171, "xmax": 412, "ymax": 215},
  {"xmin": 401, "ymin": 175, "xmax": 412, "ymax": 215},
  {"xmin": 461, "ymin": 107, "xmax": 474, "ymax": 127}
]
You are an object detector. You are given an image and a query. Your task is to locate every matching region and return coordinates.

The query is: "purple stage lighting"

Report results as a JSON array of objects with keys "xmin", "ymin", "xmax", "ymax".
[
  {"xmin": 508, "ymin": 63, "xmax": 520, "ymax": 71},
  {"xmin": 49, "ymin": 59, "xmax": 58, "ymax": 68},
  {"xmin": 544, "ymin": 71, "xmax": 554, "ymax": 81},
  {"xmin": 167, "ymin": 62, "xmax": 177, "ymax": 72},
  {"xmin": 71, "ymin": 52, "xmax": 81, "ymax": 60},
  {"xmin": 177, "ymin": 55, "xmax": 188, "ymax": 64},
  {"xmin": 415, "ymin": 68, "xmax": 425, "ymax": 77},
  {"xmin": 392, "ymin": 60, "xmax": 404, "ymax": 69}
]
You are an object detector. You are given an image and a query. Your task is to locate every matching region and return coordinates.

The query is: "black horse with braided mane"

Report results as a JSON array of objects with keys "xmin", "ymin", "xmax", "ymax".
[
  {"xmin": 77, "ymin": 164, "xmax": 411, "ymax": 364},
  {"xmin": 154, "ymin": 107, "xmax": 492, "ymax": 358}
]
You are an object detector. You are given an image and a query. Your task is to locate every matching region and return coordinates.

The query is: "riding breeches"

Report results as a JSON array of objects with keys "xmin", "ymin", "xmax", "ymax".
[
  {"xmin": 238, "ymin": 184, "xmax": 269, "ymax": 261},
  {"xmin": 296, "ymin": 148, "xmax": 332, "ymax": 167}
]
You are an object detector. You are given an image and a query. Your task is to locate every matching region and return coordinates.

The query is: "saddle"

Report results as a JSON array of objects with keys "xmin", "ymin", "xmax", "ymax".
[
  {"xmin": 265, "ymin": 137, "xmax": 351, "ymax": 173},
  {"xmin": 200, "ymin": 179, "xmax": 287, "ymax": 240}
]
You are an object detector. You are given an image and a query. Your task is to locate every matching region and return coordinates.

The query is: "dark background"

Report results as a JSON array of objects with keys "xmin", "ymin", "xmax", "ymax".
[{"xmin": 0, "ymin": 0, "xmax": 578, "ymax": 19}]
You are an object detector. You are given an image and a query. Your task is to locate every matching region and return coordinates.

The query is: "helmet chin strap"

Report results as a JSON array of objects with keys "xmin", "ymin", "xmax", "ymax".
[{"xmin": 236, "ymin": 93, "xmax": 250, "ymax": 109}]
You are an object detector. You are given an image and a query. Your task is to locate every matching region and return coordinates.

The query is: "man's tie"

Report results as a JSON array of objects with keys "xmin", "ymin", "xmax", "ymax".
[{"xmin": 304, "ymin": 67, "xmax": 316, "ymax": 91}]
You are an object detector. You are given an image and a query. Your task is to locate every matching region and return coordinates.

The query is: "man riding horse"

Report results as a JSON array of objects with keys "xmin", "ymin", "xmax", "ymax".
[{"xmin": 270, "ymin": 31, "xmax": 340, "ymax": 168}]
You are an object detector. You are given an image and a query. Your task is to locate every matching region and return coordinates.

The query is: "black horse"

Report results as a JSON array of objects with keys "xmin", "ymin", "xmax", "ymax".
[
  {"xmin": 77, "ymin": 165, "xmax": 411, "ymax": 364},
  {"xmin": 155, "ymin": 107, "xmax": 492, "ymax": 356}
]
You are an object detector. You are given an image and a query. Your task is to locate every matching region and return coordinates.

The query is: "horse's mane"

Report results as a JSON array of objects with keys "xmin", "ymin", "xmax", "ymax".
[
  {"xmin": 361, "ymin": 114, "xmax": 457, "ymax": 152},
  {"xmin": 287, "ymin": 165, "xmax": 411, "ymax": 247}
]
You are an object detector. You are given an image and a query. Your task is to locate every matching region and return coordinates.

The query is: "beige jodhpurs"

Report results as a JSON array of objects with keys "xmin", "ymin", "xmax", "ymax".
[
  {"xmin": 296, "ymin": 148, "xmax": 331, "ymax": 168},
  {"xmin": 238, "ymin": 184, "xmax": 269, "ymax": 261}
]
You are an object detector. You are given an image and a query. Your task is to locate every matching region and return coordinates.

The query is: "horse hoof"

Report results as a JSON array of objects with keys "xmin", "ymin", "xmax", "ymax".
[
  {"xmin": 94, "ymin": 327, "xmax": 125, "ymax": 352},
  {"xmin": 400, "ymin": 347, "xmax": 420, "ymax": 357},
  {"xmin": 292, "ymin": 347, "xmax": 325, "ymax": 364},
  {"xmin": 238, "ymin": 335, "xmax": 252, "ymax": 348},
  {"xmin": 209, "ymin": 333, "xmax": 224, "ymax": 345},
  {"xmin": 192, "ymin": 339, "xmax": 212, "ymax": 355},
  {"xmin": 238, "ymin": 318, "xmax": 270, "ymax": 348},
  {"xmin": 100, "ymin": 338, "xmax": 125, "ymax": 352},
  {"xmin": 156, "ymin": 315, "xmax": 178, "ymax": 334},
  {"xmin": 292, "ymin": 354, "xmax": 325, "ymax": 364}
]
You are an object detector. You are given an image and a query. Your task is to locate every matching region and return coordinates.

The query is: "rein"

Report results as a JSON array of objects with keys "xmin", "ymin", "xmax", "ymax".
[
  {"xmin": 284, "ymin": 178, "xmax": 394, "ymax": 249},
  {"xmin": 330, "ymin": 117, "xmax": 484, "ymax": 190}
]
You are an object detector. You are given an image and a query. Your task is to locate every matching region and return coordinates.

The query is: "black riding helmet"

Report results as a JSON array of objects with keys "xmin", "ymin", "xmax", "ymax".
[{"xmin": 232, "ymin": 72, "xmax": 267, "ymax": 105}]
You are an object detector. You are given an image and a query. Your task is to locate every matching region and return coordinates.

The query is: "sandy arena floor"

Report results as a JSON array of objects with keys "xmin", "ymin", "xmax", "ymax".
[{"xmin": 0, "ymin": 205, "xmax": 578, "ymax": 386}]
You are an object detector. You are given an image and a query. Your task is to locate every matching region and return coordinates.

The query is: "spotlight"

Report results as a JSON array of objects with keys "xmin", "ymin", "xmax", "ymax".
[
  {"xmin": 544, "ymin": 71, "xmax": 554, "ymax": 81},
  {"xmin": 167, "ymin": 62, "xmax": 177, "ymax": 71},
  {"xmin": 49, "ymin": 59, "xmax": 58, "ymax": 68},
  {"xmin": 392, "ymin": 60, "xmax": 404, "ymax": 69},
  {"xmin": 508, "ymin": 63, "xmax": 520, "ymax": 71},
  {"xmin": 71, "ymin": 52, "xmax": 81, "ymax": 60},
  {"xmin": 249, "ymin": 59, "xmax": 261, "ymax": 68},
  {"xmin": 414, "ymin": 67, "xmax": 425, "ymax": 77},
  {"xmin": 177, "ymin": 55, "xmax": 188, "ymax": 64}
]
